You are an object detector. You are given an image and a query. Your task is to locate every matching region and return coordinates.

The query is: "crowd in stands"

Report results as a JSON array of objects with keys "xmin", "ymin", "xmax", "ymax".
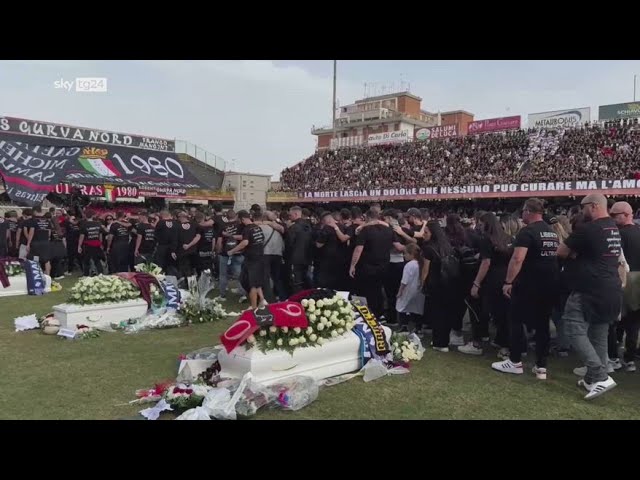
[{"xmin": 279, "ymin": 122, "xmax": 640, "ymax": 192}]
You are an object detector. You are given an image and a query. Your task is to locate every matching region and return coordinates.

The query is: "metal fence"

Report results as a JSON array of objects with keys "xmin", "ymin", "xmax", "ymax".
[{"xmin": 174, "ymin": 140, "xmax": 227, "ymax": 172}]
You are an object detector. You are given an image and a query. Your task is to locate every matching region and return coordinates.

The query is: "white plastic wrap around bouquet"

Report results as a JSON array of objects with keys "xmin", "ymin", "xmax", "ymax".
[
  {"xmin": 53, "ymin": 299, "xmax": 149, "ymax": 329},
  {"xmin": 218, "ymin": 325, "xmax": 392, "ymax": 385},
  {"xmin": 0, "ymin": 274, "xmax": 52, "ymax": 297}
]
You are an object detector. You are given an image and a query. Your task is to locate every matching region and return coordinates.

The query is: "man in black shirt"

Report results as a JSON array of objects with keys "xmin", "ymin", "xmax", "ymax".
[
  {"xmin": 217, "ymin": 210, "xmax": 245, "ymax": 299},
  {"xmin": 176, "ymin": 211, "xmax": 201, "ymax": 281},
  {"xmin": 315, "ymin": 211, "xmax": 350, "ymax": 289},
  {"xmin": 154, "ymin": 210, "xmax": 179, "ymax": 277},
  {"xmin": 6, "ymin": 211, "xmax": 19, "ymax": 257},
  {"xmin": 64, "ymin": 215, "xmax": 81, "ymax": 275},
  {"xmin": 134, "ymin": 213, "xmax": 157, "ymax": 264},
  {"xmin": 228, "ymin": 210, "xmax": 265, "ymax": 310},
  {"xmin": 17, "ymin": 208, "xmax": 32, "ymax": 259},
  {"xmin": 78, "ymin": 210, "xmax": 105, "ymax": 276},
  {"xmin": 286, "ymin": 206, "xmax": 313, "ymax": 293},
  {"xmin": 107, "ymin": 211, "xmax": 131, "ymax": 273},
  {"xmin": 0, "ymin": 212, "xmax": 10, "ymax": 257},
  {"xmin": 609, "ymin": 201, "xmax": 640, "ymax": 372},
  {"xmin": 350, "ymin": 209, "xmax": 393, "ymax": 319},
  {"xmin": 493, "ymin": 198, "xmax": 559, "ymax": 380},
  {"xmin": 194, "ymin": 212, "xmax": 216, "ymax": 275},
  {"xmin": 26, "ymin": 206, "xmax": 53, "ymax": 275},
  {"xmin": 558, "ymin": 194, "xmax": 623, "ymax": 400}
]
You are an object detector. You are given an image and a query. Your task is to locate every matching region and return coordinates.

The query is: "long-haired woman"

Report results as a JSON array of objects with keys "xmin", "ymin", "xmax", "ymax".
[
  {"xmin": 500, "ymin": 214, "xmax": 521, "ymax": 238},
  {"xmin": 421, "ymin": 220, "xmax": 460, "ymax": 351},
  {"xmin": 459, "ymin": 212, "xmax": 513, "ymax": 356}
]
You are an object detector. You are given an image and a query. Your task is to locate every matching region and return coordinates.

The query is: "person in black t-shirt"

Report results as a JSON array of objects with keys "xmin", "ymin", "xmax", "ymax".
[
  {"xmin": 64, "ymin": 215, "xmax": 81, "ymax": 274},
  {"xmin": 176, "ymin": 211, "xmax": 201, "ymax": 280},
  {"xmin": 228, "ymin": 210, "xmax": 265, "ymax": 310},
  {"xmin": 6, "ymin": 211, "xmax": 19, "ymax": 258},
  {"xmin": 134, "ymin": 213, "xmax": 157, "ymax": 264},
  {"xmin": 558, "ymin": 194, "xmax": 624, "ymax": 399},
  {"xmin": 286, "ymin": 206, "xmax": 313, "ymax": 294},
  {"xmin": 78, "ymin": 210, "xmax": 105, "ymax": 276},
  {"xmin": 46, "ymin": 212, "xmax": 67, "ymax": 280},
  {"xmin": 154, "ymin": 210, "xmax": 179, "ymax": 277},
  {"xmin": 610, "ymin": 201, "xmax": 640, "ymax": 371},
  {"xmin": 461, "ymin": 212, "xmax": 513, "ymax": 356},
  {"xmin": 493, "ymin": 198, "xmax": 559, "ymax": 380},
  {"xmin": 0, "ymin": 213, "xmax": 10, "ymax": 257},
  {"xmin": 194, "ymin": 212, "xmax": 216, "ymax": 275},
  {"xmin": 350, "ymin": 209, "xmax": 393, "ymax": 319},
  {"xmin": 17, "ymin": 208, "xmax": 32, "ymax": 258},
  {"xmin": 106, "ymin": 211, "xmax": 131, "ymax": 273},
  {"xmin": 217, "ymin": 210, "xmax": 245, "ymax": 299},
  {"xmin": 26, "ymin": 206, "xmax": 53, "ymax": 275},
  {"xmin": 315, "ymin": 211, "xmax": 350, "ymax": 289}
]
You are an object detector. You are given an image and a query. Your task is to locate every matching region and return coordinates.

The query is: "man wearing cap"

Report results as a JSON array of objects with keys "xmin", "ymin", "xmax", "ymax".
[
  {"xmin": 227, "ymin": 210, "xmax": 265, "ymax": 310},
  {"xmin": 557, "ymin": 193, "xmax": 624, "ymax": 400},
  {"xmin": 610, "ymin": 201, "xmax": 640, "ymax": 372}
]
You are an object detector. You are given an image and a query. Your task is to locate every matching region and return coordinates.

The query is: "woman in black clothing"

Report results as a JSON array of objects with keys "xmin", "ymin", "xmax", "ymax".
[
  {"xmin": 421, "ymin": 220, "xmax": 457, "ymax": 351},
  {"xmin": 460, "ymin": 212, "xmax": 513, "ymax": 356}
]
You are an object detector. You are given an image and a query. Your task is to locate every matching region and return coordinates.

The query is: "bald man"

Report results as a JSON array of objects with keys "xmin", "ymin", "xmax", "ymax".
[
  {"xmin": 610, "ymin": 201, "xmax": 640, "ymax": 372},
  {"xmin": 557, "ymin": 193, "xmax": 623, "ymax": 400}
]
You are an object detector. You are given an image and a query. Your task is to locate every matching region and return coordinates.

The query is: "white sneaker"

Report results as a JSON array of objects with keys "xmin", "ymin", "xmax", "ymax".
[
  {"xmin": 624, "ymin": 361, "xmax": 636, "ymax": 373},
  {"xmin": 481, "ymin": 336, "xmax": 491, "ymax": 342},
  {"xmin": 432, "ymin": 346, "xmax": 449, "ymax": 353},
  {"xmin": 532, "ymin": 366, "xmax": 547, "ymax": 380},
  {"xmin": 584, "ymin": 376, "xmax": 617, "ymax": 400},
  {"xmin": 573, "ymin": 366, "xmax": 587, "ymax": 377},
  {"xmin": 458, "ymin": 342, "xmax": 483, "ymax": 356},
  {"xmin": 608, "ymin": 358, "xmax": 623, "ymax": 371},
  {"xmin": 497, "ymin": 348, "xmax": 510, "ymax": 360},
  {"xmin": 54, "ymin": 275, "xmax": 65, "ymax": 280},
  {"xmin": 449, "ymin": 332, "xmax": 465, "ymax": 347},
  {"xmin": 491, "ymin": 359, "xmax": 524, "ymax": 375}
]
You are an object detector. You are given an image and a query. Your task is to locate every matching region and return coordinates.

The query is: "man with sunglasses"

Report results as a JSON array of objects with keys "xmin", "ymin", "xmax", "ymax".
[
  {"xmin": 493, "ymin": 198, "xmax": 560, "ymax": 380},
  {"xmin": 557, "ymin": 194, "xmax": 624, "ymax": 400},
  {"xmin": 610, "ymin": 201, "xmax": 640, "ymax": 372}
]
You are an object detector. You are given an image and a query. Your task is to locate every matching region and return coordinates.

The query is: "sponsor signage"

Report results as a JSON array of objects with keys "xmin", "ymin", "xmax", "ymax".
[
  {"xmin": 528, "ymin": 107, "xmax": 591, "ymax": 129},
  {"xmin": 467, "ymin": 116, "xmax": 521, "ymax": 134},
  {"xmin": 415, "ymin": 124, "xmax": 458, "ymax": 141},
  {"xmin": 598, "ymin": 102, "xmax": 640, "ymax": 121},
  {"xmin": 366, "ymin": 129, "xmax": 412, "ymax": 146}
]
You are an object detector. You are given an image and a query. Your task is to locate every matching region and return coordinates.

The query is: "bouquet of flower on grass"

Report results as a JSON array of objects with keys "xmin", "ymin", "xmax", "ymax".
[
  {"xmin": 3, "ymin": 260, "xmax": 24, "ymax": 277},
  {"xmin": 248, "ymin": 291, "xmax": 357, "ymax": 355},
  {"xmin": 75, "ymin": 325, "xmax": 100, "ymax": 339},
  {"xmin": 178, "ymin": 297, "xmax": 229, "ymax": 324},
  {"xmin": 134, "ymin": 262, "xmax": 163, "ymax": 277},
  {"xmin": 68, "ymin": 275, "xmax": 142, "ymax": 305},
  {"xmin": 133, "ymin": 381, "xmax": 175, "ymax": 404},
  {"xmin": 164, "ymin": 383, "xmax": 213, "ymax": 410},
  {"xmin": 390, "ymin": 332, "xmax": 424, "ymax": 365}
]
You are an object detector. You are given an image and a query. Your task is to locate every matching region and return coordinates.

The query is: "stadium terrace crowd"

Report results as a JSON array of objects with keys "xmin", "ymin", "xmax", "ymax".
[
  {"xmin": 2, "ymin": 195, "xmax": 640, "ymax": 401},
  {"xmin": 279, "ymin": 122, "xmax": 640, "ymax": 192}
]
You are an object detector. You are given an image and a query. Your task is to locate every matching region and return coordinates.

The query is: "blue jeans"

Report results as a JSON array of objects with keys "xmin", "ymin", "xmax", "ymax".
[{"xmin": 218, "ymin": 254, "xmax": 245, "ymax": 297}]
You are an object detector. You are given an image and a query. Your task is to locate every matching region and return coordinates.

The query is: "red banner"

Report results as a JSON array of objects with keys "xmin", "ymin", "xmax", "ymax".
[
  {"xmin": 467, "ymin": 116, "xmax": 521, "ymax": 134},
  {"xmin": 54, "ymin": 183, "xmax": 139, "ymax": 199},
  {"xmin": 414, "ymin": 124, "xmax": 458, "ymax": 141}
]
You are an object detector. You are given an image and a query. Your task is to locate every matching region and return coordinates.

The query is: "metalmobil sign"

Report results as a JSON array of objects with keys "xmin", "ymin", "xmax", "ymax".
[{"xmin": 528, "ymin": 107, "xmax": 591, "ymax": 129}]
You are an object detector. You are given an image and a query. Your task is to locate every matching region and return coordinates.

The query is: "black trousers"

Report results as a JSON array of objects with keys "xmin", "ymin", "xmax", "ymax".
[
  {"xmin": 67, "ymin": 240, "xmax": 80, "ymax": 273},
  {"xmin": 290, "ymin": 264, "xmax": 310, "ymax": 294},
  {"xmin": 354, "ymin": 265, "xmax": 386, "ymax": 319},
  {"xmin": 154, "ymin": 245, "xmax": 177, "ymax": 277},
  {"xmin": 622, "ymin": 309, "xmax": 640, "ymax": 363},
  {"xmin": 196, "ymin": 251, "xmax": 214, "ymax": 276},
  {"xmin": 177, "ymin": 252, "xmax": 199, "ymax": 280},
  {"xmin": 265, "ymin": 255, "xmax": 285, "ymax": 301},
  {"xmin": 82, "ymin": 246, "xmax": 104, "ymax": 276},
  {"xmin": 509, "ymin": 288, "xmax": 555, "ymax": 368},
  {"xmin": 383, "ymin": 262, "xmax": 404, "ymax": 324},
  {"xmin": 427, "ymin": 291, "xmax": 451, "ymax": 348},
  {"xmin": 480, "ymin": 282, "xmax": 509, "ymax": 346},
  {"xmin": 109, "ymin": 242, "xmax": 130, "ymax": 273}
]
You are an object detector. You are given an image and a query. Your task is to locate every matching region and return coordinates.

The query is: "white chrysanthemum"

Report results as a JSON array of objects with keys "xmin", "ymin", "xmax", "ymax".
[
  {"xmin": 308, "ymin": 305, "xmax": 316, "ymax": 313},
  {"xmin": 317, "ymin": 323, "xmax": 325, "ymax": 331},
  {"xmin": 306, "ymin": 327, "xmax": 313, "ymax": 335},
  {"xmin": 309, "ymin": 314, "xmax": 317, "ymax": 322},
  {"xmin": 310, "ymin": 334, "xmax": 318, "ymax": 342},
  {"xmin": 293, "ymin": 327, "xmax": 301, "ymax": 334},
  {"xmin": 330, "ymin": 330, "xmax": 338, "ymax": 338},
  {"xmin": 269, "ymin": 326, "xmax": 277, "ymax": 333},
  {"xmin": 301, "ymin": 299, "xmax": 309, "ymax": 307},
  {"xmin": 317, "ymin": 300, "xmax": 324, "ymax": 308},
  {"xmin": 318, "ymin": 338, "xmax": 326, "ymax": 345},
  {"xmin": 247, "ymin": 335, "xmax": 256, "ymax": 344},
  {"xmin": 282, "ymin": 327, "xmax": 289, "ymax": 333},
  {"xmin": 277, "ymin": 339, "xmax": 283, "ymax": 346},
  {"xmin": 289, "ymin": 338, "xmax": 298, "ymax": 346},
  {"xmin": 298, "ymin": 337, "xmax": 306, "ymax": 344},
  {"xmin": 259, "ymin": 330, "xmax": 267, "ymax": 337}
]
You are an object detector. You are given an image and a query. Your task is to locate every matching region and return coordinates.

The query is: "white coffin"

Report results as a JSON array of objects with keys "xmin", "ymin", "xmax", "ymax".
[
  {"xmin": 53, "ymin": 299, "xmax": 149, "ymax": 329},
  {"xmin": 218, "ymin": 326, "xmax": 392, "ymax": 385},
  {"xmin": 0, "ymin": 274, "xmax": 52, "ymax": 297}
]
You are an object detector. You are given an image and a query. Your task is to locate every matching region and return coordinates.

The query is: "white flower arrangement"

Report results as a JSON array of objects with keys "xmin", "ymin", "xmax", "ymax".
[
  {"xmin": 3, "ymin": 260, "xmax": 24, "ymax": 277},
  {"xmin": 246, "ymin": 293, "xmax": 357, "ymax": 354},
  {"xmin": 390, "ymin": 333, "xmax": 424, "ymax": 363},
  {"xmin": 134, "ymin": 262, "xmax": 164, "ymax": 276},
  {"xmin": 68, "ymin": 275, "xmax": 142, "ymax": 305}
]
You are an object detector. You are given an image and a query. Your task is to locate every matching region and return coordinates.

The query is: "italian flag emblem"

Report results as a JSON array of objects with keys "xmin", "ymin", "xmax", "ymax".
[{"xmin": 78, "ymin": 147, "xmax": 121, "ymax": 177}]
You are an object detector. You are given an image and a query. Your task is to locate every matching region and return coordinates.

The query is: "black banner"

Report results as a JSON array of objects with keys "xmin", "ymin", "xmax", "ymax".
[
  {"xmin": 0, "ymin": 117, "xmax": 175, "ymax": 152},
  {"xmin": 0, "ymin": 135, "xmax": 207, "ymax": 206}
]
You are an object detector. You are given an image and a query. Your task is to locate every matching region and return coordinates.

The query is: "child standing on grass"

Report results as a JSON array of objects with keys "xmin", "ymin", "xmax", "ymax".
[{"xmin": 396, "ymin": 243, "xmax": 425, "ymax": 333}]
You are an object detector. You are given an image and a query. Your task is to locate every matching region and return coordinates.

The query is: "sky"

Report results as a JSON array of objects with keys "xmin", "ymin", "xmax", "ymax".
[{"xmin": 1, "ymin": 60, "xmax": 638, "ymax": 179}]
